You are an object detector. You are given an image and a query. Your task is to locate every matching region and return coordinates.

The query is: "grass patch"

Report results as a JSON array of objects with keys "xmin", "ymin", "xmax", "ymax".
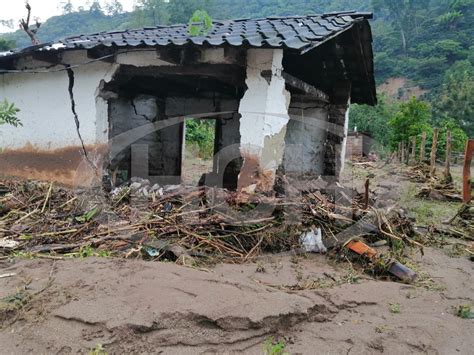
[{"xmin": 400, "ymin": 184, "xmax": 461, "ymax": 225}]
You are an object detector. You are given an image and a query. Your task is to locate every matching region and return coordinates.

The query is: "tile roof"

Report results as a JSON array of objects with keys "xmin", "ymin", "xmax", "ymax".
[{"xmin": 1, "ymin": 11, "xmax": 372, "ymax": 58}]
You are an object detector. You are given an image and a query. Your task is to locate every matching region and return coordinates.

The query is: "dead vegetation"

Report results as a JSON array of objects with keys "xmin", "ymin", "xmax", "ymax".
[{"xmin": 0, "ymin": 176, "xmax": 424, "ymax": 276}]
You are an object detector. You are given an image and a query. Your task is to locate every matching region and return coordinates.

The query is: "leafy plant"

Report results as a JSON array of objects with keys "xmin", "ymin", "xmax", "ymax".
[
  {"xmin": 0, "ymin": 99, "xmax": 21, "ymax": 127},
  {"xmin": 75, "ymin": 206, "xmax": 100, "ymax": 223},
  {"xmin": 456, "ymin": 304, "xmax": 474, "ymax": 319},
  {"xmin": 263, "ymin": 337, "xmax": 287, "ymax": 355},
  {"xmin": 389, "ymin": 303, "xmax": 401, "ymax": 314},
  {"xmin": 188, "ymin": 9, "xmax": 212, "ymax": 36},
  {"xmin": 89, "ymin": 344, "xmax": 107, "ymax": 355}
]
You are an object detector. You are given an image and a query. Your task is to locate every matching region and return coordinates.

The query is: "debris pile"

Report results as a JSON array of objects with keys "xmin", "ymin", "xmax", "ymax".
[
  {"xmin": 403, "ymin": 164, "xmax": 462, "ymax": 201},
  {"xmin": 1, "ymin": 178, "xmax": 421, "ymax": 278}
]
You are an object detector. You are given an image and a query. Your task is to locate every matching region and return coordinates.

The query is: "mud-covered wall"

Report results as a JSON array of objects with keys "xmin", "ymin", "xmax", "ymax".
[
  {"xmin": 0, "ymin": 50, "xmax": 117, "ymax": 186},
  {"xmin": 283, "ymin": 99, "xmax": 328, "ymax": 176}
]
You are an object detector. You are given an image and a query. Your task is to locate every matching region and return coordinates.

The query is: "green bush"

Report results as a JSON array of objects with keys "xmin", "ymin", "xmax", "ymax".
[{"xmin": 185, "ymin": 119, "xmax": 215, "ymax": 159}]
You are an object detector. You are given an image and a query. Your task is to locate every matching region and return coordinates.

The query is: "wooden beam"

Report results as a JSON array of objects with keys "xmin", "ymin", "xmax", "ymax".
[
  {"xmin": 119, "ymin": 64, "xmax": 246, "ymax": 87},
  {"xmin": 282, "ymin": 72, "xmax": 329, "ymax": 102}
]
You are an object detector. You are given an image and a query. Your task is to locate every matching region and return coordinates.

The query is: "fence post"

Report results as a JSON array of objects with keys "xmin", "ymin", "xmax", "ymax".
[
  {"xmin": 430, "ymin": 128, "xmax": 438, "ymax": 176},
  {"xmin": 419, "ymin": 131, "xmax": 426, "ymax": 163},
  {"xmin": 401, "ymin": 141, "xmax": 405, "ymax": 164},
  {"xmin": 462, "ymin": 139, "xmax": 474, "ymax": 203},
  {"xmin": 410, "ymin": 136, "xmax": 417, "ymax": 164},
  {"xmin": 444, "ymin": 130, "xmax": 452, "ymax": 182}
]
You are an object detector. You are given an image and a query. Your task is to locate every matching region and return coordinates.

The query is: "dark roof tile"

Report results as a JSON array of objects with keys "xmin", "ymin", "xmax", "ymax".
[{"xmin": 1, "ymin": 12, "xmax": 372, "ymax": 58}]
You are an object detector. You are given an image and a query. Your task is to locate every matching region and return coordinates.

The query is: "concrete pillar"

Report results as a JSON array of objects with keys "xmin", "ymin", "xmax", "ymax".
[{"xmin": 237, "ymin": 49, "xmax": 291, "ymax": 192}]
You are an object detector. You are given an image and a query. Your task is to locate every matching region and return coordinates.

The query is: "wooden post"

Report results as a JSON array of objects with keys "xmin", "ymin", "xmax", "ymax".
[
  {"xmin": 410, "ymin": 136, "xmax": 417, "ymax": 164},
  {"xmin": 430, "ymin": 128, "xmax": 438, "ymax": 176},
  {"xmin": 398, "ymin": 142, "xmax": 402, "ymax": 163},
  {"xmin": 364, "ymin": 178, "xmax": 370, "ymax": 210},
  {"xmin": 462, "ymin": 139, "xmax": 474, "ymax": 203},
  {"xmin": 444, "ymin": 130, "xmax": 452, "ymax": 182},
  {"xmin": 419, "ymin": 131, "xmax": 426, "ymax": 163},
  {"xmin": 401, "ymin": 141, "xmax": 405, "ymax": 164}
]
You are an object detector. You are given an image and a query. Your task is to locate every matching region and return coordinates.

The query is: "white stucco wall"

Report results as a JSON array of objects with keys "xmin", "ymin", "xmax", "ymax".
[{"xmin": 0, "ymin": 56, "xmax": 117, "ymax": 150}]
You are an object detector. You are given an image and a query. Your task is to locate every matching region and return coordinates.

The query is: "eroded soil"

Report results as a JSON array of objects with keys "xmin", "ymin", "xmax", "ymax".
[{"xmin": 1, "ymin": 162, "xmax": 472, "ymax": 354}]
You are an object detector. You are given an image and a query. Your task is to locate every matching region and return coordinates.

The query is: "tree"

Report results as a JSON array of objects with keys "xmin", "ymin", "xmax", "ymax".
[
  {"xmin": 60, "ymin": 1, "xmax": 74, "ymax": 14},
  {"xmin": 89, "ymin": 0, "xmax": 103, "ymax": 13},
  {"xmin": 372, "ymin": 0, "xmax": 433, "ymax": 55},
  {"xmin": 168, "ymin": 0, "xmax": 214, "ymax": 24},
  {"xmin": 388, "ymin": 97, "xmax": 432, "ymax": 149},
  {"xmin": 0, "ymin": 100, "xmax": 21, "ymax": 127},
  {"xmin": 19, "ymin": 2, "xmax": 41, "ymax": 45},
  {"xmin": 133, "ymin": 0, "xmax": 170, "ymax": 26},
  {"xmin": 105, "ymin": 0, "xmax": 124, "ymax": 16},
  {"xmin": 0, "ymin": 38, "xmax": 15, "ymax": 51},
  {"xmin": 433, "ymin": 60, "xmax": 474, "ymax": 137},
  {"xmin": 349, "ymin": 94, "xmax": 399, "ymax": 148}
]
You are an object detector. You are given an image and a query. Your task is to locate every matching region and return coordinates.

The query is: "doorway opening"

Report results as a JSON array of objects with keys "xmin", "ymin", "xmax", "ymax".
[{"xmin": 182, "ymin": 118, "xmax": 216, "ymax": 185}]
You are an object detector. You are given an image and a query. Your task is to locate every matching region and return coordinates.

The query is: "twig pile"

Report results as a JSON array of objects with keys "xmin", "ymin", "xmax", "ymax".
[{"xmin": 0, "ymin": 178, "xmax": 420, "ymax": 263}]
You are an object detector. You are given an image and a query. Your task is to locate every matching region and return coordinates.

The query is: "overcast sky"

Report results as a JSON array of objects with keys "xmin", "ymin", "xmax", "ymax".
[{"xmin": 1, "ymin": 0, "xmax": 136, "ymax": 33}]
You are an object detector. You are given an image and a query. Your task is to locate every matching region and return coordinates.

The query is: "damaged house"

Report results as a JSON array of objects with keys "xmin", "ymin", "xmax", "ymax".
[{"xmin": 0, "ymin": 11, "xmax": 376, "ymax": 192}]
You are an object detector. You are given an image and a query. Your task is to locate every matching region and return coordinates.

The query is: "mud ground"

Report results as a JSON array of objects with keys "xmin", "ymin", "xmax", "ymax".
[{"xmin": 1, "ymin": 163, "xmax": 473, "ymax": 354}]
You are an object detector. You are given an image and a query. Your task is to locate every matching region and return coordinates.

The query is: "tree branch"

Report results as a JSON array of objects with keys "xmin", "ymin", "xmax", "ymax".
[{"xmin": 19, "ymin": 2, "xmax": 41, "ymax": 45}]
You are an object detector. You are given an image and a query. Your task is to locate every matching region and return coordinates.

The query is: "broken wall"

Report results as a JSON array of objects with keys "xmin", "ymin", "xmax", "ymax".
[
  {"xmin": 283, "ymin": 98, "xmax": 328, "ymax": 176},
  {"xmin": 237, "ymin": 49, "xmax": 291, "ymax": 192}
]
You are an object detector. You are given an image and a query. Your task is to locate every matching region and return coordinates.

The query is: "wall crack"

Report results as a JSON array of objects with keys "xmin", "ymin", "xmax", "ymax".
[{"xmin": 66, "ymin": 66, "xmax": 97, "ymax": 171}]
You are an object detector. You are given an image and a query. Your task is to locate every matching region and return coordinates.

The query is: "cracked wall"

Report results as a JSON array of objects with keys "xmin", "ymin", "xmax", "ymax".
[{"xmin": 0, "ymin": 52, "xmax": 117, "ymax": 186}]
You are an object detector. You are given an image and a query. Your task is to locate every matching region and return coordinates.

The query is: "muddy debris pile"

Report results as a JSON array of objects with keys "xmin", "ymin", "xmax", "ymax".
[
  {"xmin": 403, "ymin": 164, "xmax": 462, "ymax": 201},
  {"xmin": 0, "ymin": 178, "xmax": 422, "ymax": 280}
]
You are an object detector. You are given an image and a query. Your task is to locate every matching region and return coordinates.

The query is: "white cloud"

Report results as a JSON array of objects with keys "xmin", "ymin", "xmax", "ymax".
[{"xmin": 0, "ymin": 0, "xmax": 136, "ymax": 33}]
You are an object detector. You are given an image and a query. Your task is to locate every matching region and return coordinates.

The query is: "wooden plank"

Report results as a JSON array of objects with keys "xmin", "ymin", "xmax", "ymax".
[
  {"xmin": 462, "ymin": 139, "xmax": 474, "ymax": 203},
  {"xmin": 430, "ymin": 128, "xmax": 438, "ymax": 176},
  {"xmin": 282, "ymin": 72, "xmax": 329, "ymax": 102}
]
